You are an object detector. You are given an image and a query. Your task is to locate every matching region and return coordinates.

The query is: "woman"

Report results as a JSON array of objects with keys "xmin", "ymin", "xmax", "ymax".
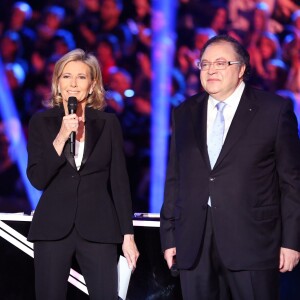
[{"xmin": 27, "ymin": 48, "xmax": 139, "ymax": 299}]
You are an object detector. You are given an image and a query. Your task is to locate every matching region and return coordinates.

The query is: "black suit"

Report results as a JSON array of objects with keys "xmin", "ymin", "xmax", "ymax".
[
  {"xmin": 160, "ymin": 85, "xmax": 300, "ymax": 298},
  {"xmin": 27, "ymin": 106, "xmax": 133, "ymax": 299}
]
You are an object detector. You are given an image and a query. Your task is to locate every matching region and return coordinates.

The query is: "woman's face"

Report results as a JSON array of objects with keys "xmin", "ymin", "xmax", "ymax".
[
  {"xmin": 259, "ymin": 37, "xmax": 276, "ymax": 60},
  {"xmin": 211, "ymin": 7, "xmax": 227, "ymax": 31},
  {"xmin": 253, "ymin": 9, "xmax": 267, "ymax": 31},
  {"xmin": 96, "ymin": 42, "xmax": 113, "ymax": 63},
  {"xmin": 58, "ymin": 60, "xmax": 94, "ymax": 104}
]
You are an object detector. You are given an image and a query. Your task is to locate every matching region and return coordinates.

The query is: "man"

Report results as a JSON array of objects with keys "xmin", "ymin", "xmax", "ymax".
[{"xmin": 160, "ymin": 35, "xmax": 300, "ymax": 299}]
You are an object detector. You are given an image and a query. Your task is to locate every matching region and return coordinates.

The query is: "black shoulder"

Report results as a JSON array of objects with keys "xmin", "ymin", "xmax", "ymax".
[
  {"xmin": 86, "ymin": 108, "xmax": 119, "ymax": 122},
  {"xmin": 173, "ymin": 92, "xmax": 207, "ymax": 113},
  {"xmin": 29, "ymin": 107, "xmax": 60, "ymax": 121}
]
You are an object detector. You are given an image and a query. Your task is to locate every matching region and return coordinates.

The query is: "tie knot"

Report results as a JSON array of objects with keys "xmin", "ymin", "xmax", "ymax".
[{"xmin": 216, "ymin": 101, "xmax": 226, "ymax": 112}]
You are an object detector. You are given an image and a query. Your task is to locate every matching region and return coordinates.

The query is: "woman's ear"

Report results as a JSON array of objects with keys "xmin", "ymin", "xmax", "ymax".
[{"xmin": 89, "ymin": 81, "xmax": 96, "ymax": 95}]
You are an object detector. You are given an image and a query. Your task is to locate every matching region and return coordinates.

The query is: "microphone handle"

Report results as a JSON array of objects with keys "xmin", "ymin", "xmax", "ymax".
[{"xmin": 69, "ymin": 109, "xmax": 76, "ymax": 156}]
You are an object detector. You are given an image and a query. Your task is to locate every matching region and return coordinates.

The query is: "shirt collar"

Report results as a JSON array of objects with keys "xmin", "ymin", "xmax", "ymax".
[{"xmin": 208, "ymin": 81, "xmax": 245, "ymax": 109}]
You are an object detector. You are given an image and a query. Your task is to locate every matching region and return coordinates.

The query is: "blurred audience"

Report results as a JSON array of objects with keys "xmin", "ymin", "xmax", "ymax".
[
  {"xmin": 1, "ymin": 0, "xmax": 300, "ymax": 213},
  {"xmin": 0, "ymin": 122, "xmax": 30, "ymax": 213}
]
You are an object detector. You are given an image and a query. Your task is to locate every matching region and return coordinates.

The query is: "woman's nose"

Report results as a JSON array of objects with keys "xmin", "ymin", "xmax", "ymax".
[{"xmin": 71, "ymin": 78, "xmax": 77, "ymax": 87}]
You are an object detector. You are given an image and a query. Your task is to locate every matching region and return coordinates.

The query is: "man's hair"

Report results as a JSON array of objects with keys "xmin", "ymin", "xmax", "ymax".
[{"xmin": 200, "ymin": 35, "xmax": 251, "ymax": 81}]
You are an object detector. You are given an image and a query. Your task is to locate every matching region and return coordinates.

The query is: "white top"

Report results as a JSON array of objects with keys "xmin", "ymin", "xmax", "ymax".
[
  {"xmin": 74, "ymin": 140, "xmax": 85, "ymax": 170},
  {"xmin": 207, "ymin": 81, "xmax": 245, "ymax": 143}
]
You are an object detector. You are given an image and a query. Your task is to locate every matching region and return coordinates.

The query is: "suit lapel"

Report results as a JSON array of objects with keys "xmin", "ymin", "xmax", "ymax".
[
  {"xmin": 80, "ymin": 109, "xmax": 105, "ymax": 168},
  {"xmin": 63, "ymin": 141, "xmax": 76, "ymax": 169},
  {"xmin": 189, "ymin": 94, "xmax": 211, "ymax": 169},
  {"xmin": 214, "ymin": 86, "xmax": 259, "ymax": 169}
]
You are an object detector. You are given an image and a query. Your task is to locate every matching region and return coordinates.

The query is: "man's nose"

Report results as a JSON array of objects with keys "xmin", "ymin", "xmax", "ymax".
[
  {"xmin": 208, "ymin": 63, "xmax": 216, "ymax": 71},
  {"xmin": 207, "ymin": 63, "xmax": 217, "ymax": 73}
]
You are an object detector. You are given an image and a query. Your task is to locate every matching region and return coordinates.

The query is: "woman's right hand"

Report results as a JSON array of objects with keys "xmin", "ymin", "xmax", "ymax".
[
  {"xmin": 53, "ymin": 114, "xmax": 81, "ymax": 155},
  {"xmin": 59, "ymin": 113, "xmax": 80, "ymax": 140}
]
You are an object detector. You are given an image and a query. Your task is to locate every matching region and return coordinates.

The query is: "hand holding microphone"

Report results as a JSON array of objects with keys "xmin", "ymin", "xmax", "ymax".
[
  {"xmin": 53, "ymin": 97, "xmax": 79, "ymax": 156},
  {"xmin": 67, "ymin": 97, "xmax": 78, "ymax": 156}
]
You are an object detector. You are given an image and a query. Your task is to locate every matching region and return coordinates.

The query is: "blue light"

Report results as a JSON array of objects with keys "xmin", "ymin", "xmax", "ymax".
[
  {"xmin": 150, "ymin": 1, "xmax": 177, "ymax": 212},
  {"xmin": 124, "ymin": 89, "xmax": 135, "ymax": 97},
  {"xmin": 0, "ymin": 58, "xmax": 41, "ymax": 210}
]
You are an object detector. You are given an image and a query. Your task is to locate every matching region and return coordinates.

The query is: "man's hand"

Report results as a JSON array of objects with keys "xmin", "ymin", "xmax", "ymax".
[
  {"xmin": 279, "ymin": 247, "xmax": 300, "ymax": 272},
  {"xmin": 164, "ymin": 247, "xmax": 176, "ymax": 269}
]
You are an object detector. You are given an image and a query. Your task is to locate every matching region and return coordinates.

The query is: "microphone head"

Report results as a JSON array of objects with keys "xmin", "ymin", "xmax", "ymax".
[{"xmin": 67, "ymin": 97, "xmax": 78, "ymax": 113}]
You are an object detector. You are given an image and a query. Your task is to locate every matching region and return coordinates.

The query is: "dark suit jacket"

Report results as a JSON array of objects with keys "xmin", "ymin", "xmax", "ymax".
[
  {"xmin": 160, "ymin": 85, "xmax": 300, "ymax": 270},
  {"xmin": 27, "ymin": 106, "xmax": 133, "ymax": 243}
]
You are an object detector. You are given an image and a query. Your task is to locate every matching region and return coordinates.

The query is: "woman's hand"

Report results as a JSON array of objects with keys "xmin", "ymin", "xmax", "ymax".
[
  {"xmin": 122, "ymin": 234, "xmax": 139, "ymax": 271},
  {"xmin": 59, "ymin": 113, "xmax": 81, "ymax": 140},
  {"xmin": 53, "ymin": 114, "xmax": 83, "ymax": 155}
]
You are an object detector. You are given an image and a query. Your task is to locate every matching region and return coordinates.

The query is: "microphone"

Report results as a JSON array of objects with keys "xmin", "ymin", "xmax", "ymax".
[{"xmin": 67, "ymin": 97, "xmax": 78, "ymax": 156}]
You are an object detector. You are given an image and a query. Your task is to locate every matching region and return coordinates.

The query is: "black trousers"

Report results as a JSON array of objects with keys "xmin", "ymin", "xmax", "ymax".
[
  {"xmin": 34, "ymin": 226, "xmax": 118, "ymax": 300},
  {"xmin": 180, "ymin": 207, "xmax": 279, "ymax": 300}
]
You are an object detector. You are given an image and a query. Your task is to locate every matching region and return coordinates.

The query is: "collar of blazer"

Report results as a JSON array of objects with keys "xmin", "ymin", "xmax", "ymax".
[
  {"xmin": 46, "ymin": 106, "xmax": 106, "ymax": 170},
  {"xmin": 188, "ymin": 85, "xmax": 259, "ymax": 170}
]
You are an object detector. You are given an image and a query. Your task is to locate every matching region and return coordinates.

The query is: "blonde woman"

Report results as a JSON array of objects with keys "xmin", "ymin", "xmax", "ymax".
[{"xmin": 27, "ymin": 49, "xmax": 139, "ymax": 299}]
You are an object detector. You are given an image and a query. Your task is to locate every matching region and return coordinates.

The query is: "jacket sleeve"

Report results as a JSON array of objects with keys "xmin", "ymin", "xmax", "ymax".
[
  {"xmin": 26, "ymin": 113, "xmax": 66, "ymax": 191},
  {"xmin": 160, "ymin": 109, "xmax": 178, "ymax": 251},
  {"xmin": 109, "ymin": 114, "xmax": 134, "ymax": 235},
  {"xmin": 276, "ymin": 99, "xmax": 300, "ymax": 251}
]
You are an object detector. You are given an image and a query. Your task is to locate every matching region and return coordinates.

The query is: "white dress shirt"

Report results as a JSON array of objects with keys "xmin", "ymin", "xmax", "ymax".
[
  {"xmin": 74, "ymin": 141, "xmax": 85, "ymax": 170},
  {"xmin": 207, "ymin": 82, "xmax": 245, "ymax": 206},
  {"xmin": 207, "ymin": 81, "xmax": 245, "ymax": 144}
]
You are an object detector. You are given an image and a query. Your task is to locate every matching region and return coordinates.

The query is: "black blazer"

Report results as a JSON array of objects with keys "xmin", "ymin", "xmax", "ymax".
[
  {"xmin": 27, "ymin": 106, "xmax": 133, "ymax": 243},
  {"xmin": 160, "ymin": 85, "xmax": 300, "ymax": 270}
]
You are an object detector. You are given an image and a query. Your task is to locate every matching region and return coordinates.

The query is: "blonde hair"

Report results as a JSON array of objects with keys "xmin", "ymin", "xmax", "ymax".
[{"xmin": 50, "ymin": 49, "xmax": 106, "ymax": 110}]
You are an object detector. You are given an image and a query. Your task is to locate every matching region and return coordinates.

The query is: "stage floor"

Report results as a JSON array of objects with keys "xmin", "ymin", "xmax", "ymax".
[{"xmin": 0, "ymin": 213, "xmax": 299, "ymax": 299}]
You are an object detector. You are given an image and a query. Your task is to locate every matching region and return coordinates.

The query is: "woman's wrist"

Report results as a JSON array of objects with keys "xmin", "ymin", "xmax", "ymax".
[
  {"xmin": 53, "ymin": 133, "xmax": 68, "ymax": 146},
  {"xmin": 123, "ymin": 234, "xmax": 134, "ymax": 241}
]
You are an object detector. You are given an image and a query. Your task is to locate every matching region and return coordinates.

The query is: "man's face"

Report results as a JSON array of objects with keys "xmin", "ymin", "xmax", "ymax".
[{"xmin": 200, "ymin": 42, "xmax": 245, "ymax": 101}]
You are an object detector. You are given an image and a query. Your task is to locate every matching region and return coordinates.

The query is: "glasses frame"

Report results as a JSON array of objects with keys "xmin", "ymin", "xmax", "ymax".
[{"xmin": 195, "ymin": 60, "xmax": 241, "ymax": 71}]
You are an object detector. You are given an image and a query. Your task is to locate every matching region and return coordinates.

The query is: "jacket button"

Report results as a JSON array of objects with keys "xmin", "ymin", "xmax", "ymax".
[{"xmin": 209, "ymin": 177, "xmax": 215, "ymax": 181}]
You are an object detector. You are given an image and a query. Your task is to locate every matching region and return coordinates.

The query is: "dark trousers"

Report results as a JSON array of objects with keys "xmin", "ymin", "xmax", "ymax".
[
  {"xmin": 34, "ymin": 226, "xmax": 118, "ymax": 300},
  {"xmin": 180, "ymin": 208, "xmax": 279, "ymax": 300}
]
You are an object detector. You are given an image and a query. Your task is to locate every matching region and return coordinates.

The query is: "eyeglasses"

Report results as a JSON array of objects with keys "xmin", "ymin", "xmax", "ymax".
[{"xmin": 195, "ymin": 60, "xmax": 241, "ymax": 71}]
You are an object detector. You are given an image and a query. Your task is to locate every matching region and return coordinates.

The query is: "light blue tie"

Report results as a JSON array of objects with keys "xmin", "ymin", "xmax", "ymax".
[
  {"xmin": 207, "ymin": 102, "xmax": 226, "ymax": 206},
  {"xmin": 208, "ymin": 102, "xmax": 226, "ymax": 168}
]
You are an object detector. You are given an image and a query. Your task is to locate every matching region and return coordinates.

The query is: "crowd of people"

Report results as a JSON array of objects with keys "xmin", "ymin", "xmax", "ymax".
[{"xmin": 0, "ymin": 0, "xmax": 300, "ymax": 214}]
